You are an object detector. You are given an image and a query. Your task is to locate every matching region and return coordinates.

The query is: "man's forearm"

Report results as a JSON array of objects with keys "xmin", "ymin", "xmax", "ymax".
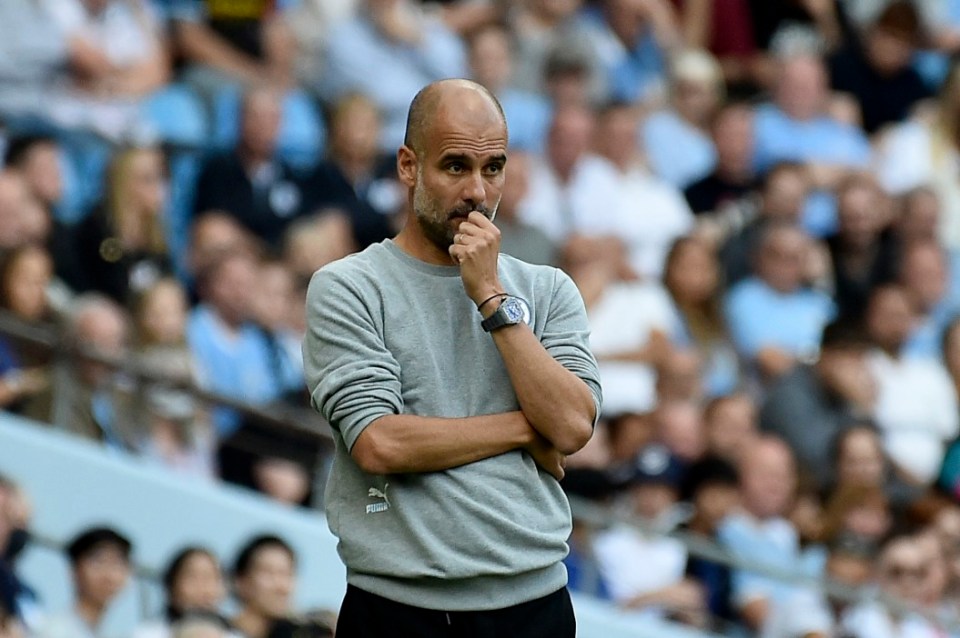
[
  {"xmin": 351, "ymin": 411, "xmax": 534, "ymax": 475},
  {"xmin": 489, "ymin": 324, "xmax": 596, "ymax": 454}
]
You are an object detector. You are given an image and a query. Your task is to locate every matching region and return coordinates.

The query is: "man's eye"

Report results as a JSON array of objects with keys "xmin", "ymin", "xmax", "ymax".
[
  {"xmin": 486, "ymin": 164, "xmax": 503, "ymax": 175},
  {"xmin": 448, "ymin": 163, "xmax": 464, "ymax": 173}
]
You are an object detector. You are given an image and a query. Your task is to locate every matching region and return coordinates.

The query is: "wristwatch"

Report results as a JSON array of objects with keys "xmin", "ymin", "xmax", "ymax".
[{"xmin": 481, "ymin": 295, "xmax": 531, "ymax": 332}]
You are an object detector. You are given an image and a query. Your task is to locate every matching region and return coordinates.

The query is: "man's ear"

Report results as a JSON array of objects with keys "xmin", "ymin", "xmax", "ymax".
[{"xmin": 397, "ymin": 145, "xmax": 418, "ymax": 188}]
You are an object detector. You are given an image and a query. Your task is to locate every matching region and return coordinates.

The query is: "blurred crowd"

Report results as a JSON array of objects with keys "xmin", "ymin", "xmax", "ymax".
[{"xmin": 3, "ymin": 0, "xmax": 960, "ymax": 636}]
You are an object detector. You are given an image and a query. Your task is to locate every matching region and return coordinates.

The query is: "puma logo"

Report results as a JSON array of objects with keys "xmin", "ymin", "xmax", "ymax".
[{"xmin": 366, "ymin": 483, "xmax": 390, "ymax": 514}]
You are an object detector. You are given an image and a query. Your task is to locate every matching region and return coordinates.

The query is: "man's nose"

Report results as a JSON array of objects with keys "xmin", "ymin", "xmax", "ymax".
[{"xmin": 462, "ymin": 170, "xmax": 486, "ymax": 207}]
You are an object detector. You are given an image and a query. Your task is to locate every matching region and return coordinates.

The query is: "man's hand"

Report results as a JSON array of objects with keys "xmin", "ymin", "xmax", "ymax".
[
  {"xmin": 449, "ymin": 211, "xmax": 504, "ymax": 309},
  {"xmin": 525, "ymin": 432, "xmax": 566, "ymax": 480}
]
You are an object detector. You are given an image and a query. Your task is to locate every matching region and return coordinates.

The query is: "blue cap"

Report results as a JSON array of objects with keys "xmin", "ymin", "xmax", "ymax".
[{"xmin": 630, "ymin": 444, "xmax": 687, "ymax": 488}]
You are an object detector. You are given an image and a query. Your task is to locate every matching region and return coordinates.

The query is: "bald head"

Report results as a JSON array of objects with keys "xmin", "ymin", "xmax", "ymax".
[{"xmin": 403, "ymin": 79, "xmax": 507, "ymax": 156}]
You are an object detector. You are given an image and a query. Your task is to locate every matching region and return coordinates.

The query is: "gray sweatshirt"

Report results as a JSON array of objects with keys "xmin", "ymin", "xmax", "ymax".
[{"xmin": 303, "ymin": 239, "xmax": 602, "ymax": 610}]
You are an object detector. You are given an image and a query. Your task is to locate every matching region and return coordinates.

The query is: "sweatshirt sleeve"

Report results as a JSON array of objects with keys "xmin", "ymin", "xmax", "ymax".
[
  {"xmin": 541, "ymin": 269, "xmax": 603, "ymax": 422},
  {"xmin": 302, "ymin": 266, "xmax": 403, "ymax": 451}
]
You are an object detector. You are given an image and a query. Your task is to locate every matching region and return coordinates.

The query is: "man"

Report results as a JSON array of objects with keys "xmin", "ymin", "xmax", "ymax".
[
  {"xmin": 303, "ymin": 79, "xmax": 601, "ymax": 636},
  {"xmin": 684, "ymin": 102, "xmax": 757, "ymax": 216},
  {"xmin": 38, "ymin": 527, "xmax": 132, "ymax": 638},
  {"xmin": 193, "ymin": 87, "xmax": 305, "ymax": 248},
  {"xmin": 760, "ymin": 320, "xmax": 875, "ymax": 489}
]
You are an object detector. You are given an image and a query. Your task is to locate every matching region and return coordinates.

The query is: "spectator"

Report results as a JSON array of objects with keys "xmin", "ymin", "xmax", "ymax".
[
  {"xmin": 510, "ymin": 0, "xmax": 594, "ymax": 97},
  {"xmin": 0, "ymin": 0, "xmax": 70, "ymax": 121},
  {"xmin": 703, "ymin": 393, "xmax": 758, "ymax": 465},
  {"xmin": 828, "ymin": 1, "xmax": 932, "ymax": 135},
  {"xmin": 816, "ymin": 483, "xmax": 892, "ymax": 548},
  {"xmin": 641, "ymin": 49, "xmax": 724, "ymax": 188},
  {"xmin": 321, "ymin": 0, "xmax": 467, "ymax": 151},
  {"xmin": 55, "ymin": 294, "xmax": 137, "ymax": 448},
  {"xmin": 895, "ymin": 186, "xmax": 960, "ymax": 308},
  {"xmin": 718, "ymin": 435, "xmax": 807, "ymax": 632},
  {"xmin": 826, "ymin": 173, "xmax": 898, "ymax": 321},
  {"xmin": 0, "ymin": 246, "xmax": 55, "ymax": 416},
  {"xmin": 899, "ymin": 240, "xmax": 957, "ymax": 357},
  {"xmin": 299, "ymin": 94, "xmax": 399, "ymax": 250},
  {"xmin": 38, "ymin": 527, "xmax": 132, "ymax": 638},
  {"xmin": 683, "ymin": 102, "xmax": 758, "ymax": 215},
  {"xmin": 133, "ymin": 547, "xmax": 233, "ymax": 638},
  {"xmin": 541, "ymin": 45, "xmax": 597, "ymax": 109},
  {"xmin": 655, "ymin": 348, "xmax": 706, "ymax": 404},
  {"xmin": 0, "ymin": 476, "xmax": 37, "ymax": 634},
  {"xmin": 172, "ymin": 615, "xmax": 230, "ymax": 638},
  {"xmin": 134, "ymin": 279, "xmax": 215, "ymax": 478},
  {"xmin": 186, "ymin": 252, "xmax": 283, "ymax": 437},
  {"xmin": 679, "ymin": 455, "xmax": 741, "ymax": 624},
  {"xmin": 753, "ymin": 52, "xmax": 872, "ymax": 236},
  {"xmin": 672, "ymin": 0, "xmax": 759, "ymax": 90},
  {"xmin": 281, "ymin": 212, "xmax": 356, "ymax": 282},
  {"xmin": 569, "ymin": 244, "xmax": 676, "ymax": 417},
  {"xmin": 68, "ymin": 146, "xmax": 173, "ymax": 305},
  {"xmin": 865, "ymin": 284, "xmax": 959, "ymax": 484},
  {"xmin": 492, "ymin": 152, "xmax": 557, "ymax": 267},
  {"xmin": 874, "ymin": 60, "xmax": 960, "ymax": 248},
  {"xmin": 724, "ymin": 223, "xmax": 835, "ymax": 381},
  {"xmin": 840, "ymin": 531, "xmax": 942, "ymax": 638},
  {"xmin": 467, "ymin": 23, "xmax": 552, "ymax": 153},
  {"xmin": 171, "ymin": 0, "xmax": 297, "ymax": 96},
  {"xmin": 193, "ymin": 87, "xmax": 305, "ymax": 248},
  {"xmin": 833, "ymin": 425, "xmax": 923, "ymax": 510},
  {"xmin": 231, "ymin": 535, "xmax": 296, "ymax": 638},
  {"xmin": 663, "ymin": 236, "xmax": 740, "ymax": 396},
  {"xmin": 593, "ymin": 444, "xmax": 706, "ymax": 625},
  {"xmin": 577, "ymin": 0, "xmax": 681, "ymax": 103},
  {"xmin": 186, "ymin": 212, "xmax": 258, "ymax": 288},
  {"xmin": 595, "ymin": 101, "xmax": 695, "ymax": 279},
  {"xmin": 517, "ymin": 104, "xmax": 620, "ymax": 247},
  {"xmin": 0, "ymin": 173, "xmax": 35, "ymax": 253},
  {"xmin": 43, "ymin": 0, "xmax": 170, "ymax": 141},
  {"xmin": 250, "ymin": 260, "xmax": 303, "ymax": 400},
  {"xmin": 654, "ymin": 400, "xmax": 707, "ymax": 464},
  {"xmin": 715, "ymin": 161, "xmax": 810, "ymax": 286},
  {"xmin": 760, "ymin": 320, "xmax": 875, "ymax": 490}
]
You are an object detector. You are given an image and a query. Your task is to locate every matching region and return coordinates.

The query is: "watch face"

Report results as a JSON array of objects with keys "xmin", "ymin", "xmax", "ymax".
[{"xmin": 503, "ymin": 297, "xmax": 531, "ymax": 325}]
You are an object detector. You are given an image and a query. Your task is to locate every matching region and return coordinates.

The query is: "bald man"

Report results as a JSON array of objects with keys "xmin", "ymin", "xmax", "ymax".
[{"xmin": 303, "ymin": 79, "xmax": 602, "ymax": 637}]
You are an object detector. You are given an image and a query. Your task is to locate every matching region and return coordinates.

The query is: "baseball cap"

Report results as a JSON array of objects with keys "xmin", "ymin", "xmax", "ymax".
[{"xmin": 629, "ymin": 444, "xmax": 687, "ymax": 489}]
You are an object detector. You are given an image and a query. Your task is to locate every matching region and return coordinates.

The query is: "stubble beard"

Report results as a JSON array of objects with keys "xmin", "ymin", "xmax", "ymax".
[{"xmin": 412, "ymin": 170, "xmax": 500, "ymax": 254}]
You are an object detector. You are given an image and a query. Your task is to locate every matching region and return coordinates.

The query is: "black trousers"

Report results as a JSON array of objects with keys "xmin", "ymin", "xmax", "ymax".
[{"xmin": 335, "ymin": 584, "xmax": 577, "ymax": 638}]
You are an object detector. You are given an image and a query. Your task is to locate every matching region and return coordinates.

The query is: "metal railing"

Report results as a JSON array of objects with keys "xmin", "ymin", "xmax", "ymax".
[{"xmin": 1, "ymin": 308, "xmax": 955, "ymax": 635}]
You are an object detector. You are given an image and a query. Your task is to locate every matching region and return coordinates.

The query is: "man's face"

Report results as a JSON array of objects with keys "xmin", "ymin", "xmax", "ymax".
[
  {"xmin": 23, "ymin": 144, "xmax": 63, "ymax": 206},
  {"xmin": 757, "ymin": 228, "xmax": 807, "ymax": 293},
  {"xmin": 407, "ymin": 100, "xmax": 507, "ymax": 252},
  {"xmin": 713, "ymin": 108, "xmax": 754, "ymax": 174},
  {"xmin": 866, "ymin": 288, "xmax": 914, "ymax": 352},
  {"xmin": 866, "ymin": 29, "xmax": 914, "ymax": 76},
  {"xmin": 241, "ymin": 92, "xmax": 282, "ymax": 159},
  {"xmin": 836, "ymin": 428, "xmax": 885, "ymax": 487},
  {"xmin": 236, "ymin": 546, "xmax": 295, "ymax": 619},
  {"xmin": 740, "ymin": 442, "xmax": 796, "ymax": 519},
  {"xmin": 75, "ymin": 545, "xmax": 130, "ymax": 609}
]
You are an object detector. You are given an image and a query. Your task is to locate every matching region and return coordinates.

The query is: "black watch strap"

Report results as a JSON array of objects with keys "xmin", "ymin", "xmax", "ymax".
[{"xmin": 481, "ymin": 298, "xmax": 510, "ymax": 332}]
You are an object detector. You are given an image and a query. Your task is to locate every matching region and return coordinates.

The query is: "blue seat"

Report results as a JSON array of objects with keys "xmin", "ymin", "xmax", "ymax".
[{"xmin": 141, "ymin": 83, "xmax": 208, "ymax": 148}]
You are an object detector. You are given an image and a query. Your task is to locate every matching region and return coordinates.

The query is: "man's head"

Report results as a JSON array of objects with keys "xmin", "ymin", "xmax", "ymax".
[
  {"xmin": 65, "ymin": 295, "xmax": 130, "ymax": 386},
  {"xmin": 865, "ymin": 1, "xmax": 922, "ymax": 76},
  {"xmin": 4, "ymin": 135, "xmax": 62, "ymax": 207},
  {"xmin": 816, "ymin": 320, "xmax": 873, "ymax": 399},
  {"xmin": 543, "ymin": 47, "xmax": 593, "ymax": 108},
  {"xmin": 67, "ymin": 527, "xmax": 132, "ymax": 612},
  {"xmin": 669, "ymin": 49, "xmax": 725, "ymax": 127},
  {"xmin": 898, "ymin": 186, "xmax": 940, "ymax": 243},
  {"xmin": 899, "ymin": 240, "xmax": 947, "ymax": 314},
  {"xmin": 627, "ymin": 444, "xmax": 685, "ymax": 521},
  {"xmin": 468, "ymin": 25, "xmax": 514, "ymax": 93},
  {"xmin": 877, "ymin": 531, "xmax": 929, "ymax": 605},
  {"xmin": 197, "ymin": 252, "xmax": 258, "ymax": 328},
  {"xmin": 865, "ymin": 284, "xmax": 915, "ymax": 354},
  {"xmin": 595, "ymin": 101, "xmax": 639, "ymax": 169},
  {"xmin": 738, "ymin": 435, "xmax": 797, "ymax": 520},
  {"xmin": 754, "ymin": 223, "xmax": 808, "ymax": 293},
  {"xmin": 329, "ymin": 94, "xmax": 381, "ymax": 171},
  {"xmin": 680, "ymin": 456, "xmax": 740, "ymax": 533},
  {"xmin": 703, "ymin": 393, "xmax": 758, "ymax": 464},
  {"xmin": 188, "ymin": 211, "xmax": 257, "ymax": 280},
  {"xmin": 711, "ymin": 103, "xmax": 755, "ymax": 180},
  {"xmin": 239, "ymin": 86, "xmax": 283, "ymax": 161},
  {"xmin": 397, "ymin": 80, "xmax": 508, "ymax": 253},
  {"xmin": 0, "ymin": 172, "xmax": 29, "ymax": 251},
  {"xmin": 759, "ymin": 162, "xmax": 808, "ymax": 222},
  {"xmin": 546, "ymin": 104, "xmax": 595, "ymax": 181},
  {"xmin": 233, "ymin": 535, "xmax": 296, "ymax": 620},
  {"xmin": 837, "ymin": 174, "xmax": 885, "ymax": 250},
  {"xmin": 654, "ymin": 400, "xmax": 705, "ymax": 463},
  {"xmin": 774, "ymin": 53, "xmax": 829, "ymax": 121}
]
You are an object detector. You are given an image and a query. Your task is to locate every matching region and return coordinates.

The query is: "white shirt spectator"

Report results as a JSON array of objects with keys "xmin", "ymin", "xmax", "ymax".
[
  {"xmin": 873, "ymin": 120, "xmax": 960, "ymax": 249},
  {"xmin": 588, "ymin": 281, "xmax": 680, "ymax": 415},
  {"xmin": 868, "ymin": 349, "xmax": 959, "ymax": 483},
  {"xmin": 517, "ymin": 154, "xmax": 621, "ymax": 243},
  {"xmin": 592, "ymin": 523, "xmax": 688, "ymax": 605},
  {"xmin": 761, "ymin": 588, "xmax": 835, "ymax": 638},
  {"xmin": 37, "ymin": 609, "xmax": 97, "ymax": 638}
]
